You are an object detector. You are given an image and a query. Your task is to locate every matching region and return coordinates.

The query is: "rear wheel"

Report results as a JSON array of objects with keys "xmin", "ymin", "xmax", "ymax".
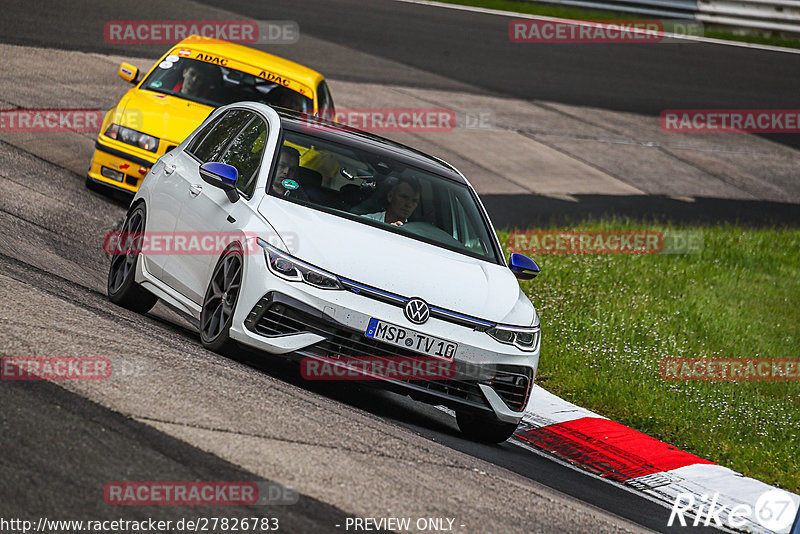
[
  {"xmin": 456, "ymin": 410, "xmax": 520, "ymax": 443},
  {"xmin": 107, "ymin": 204, "xmax": 158, "ymax": 313},
  {"xmin": 200, "ymin": 245, "xmax": 243, "ymax": 355}
]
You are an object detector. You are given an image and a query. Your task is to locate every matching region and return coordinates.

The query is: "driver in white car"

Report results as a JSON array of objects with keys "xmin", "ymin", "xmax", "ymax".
[
  {"xmin": 363, "ymin": 177, "xmax": 421, "ymax": 226},
  {"xmin": 270, "ymin": 145, "xmax": 309, "ymax": 201}
]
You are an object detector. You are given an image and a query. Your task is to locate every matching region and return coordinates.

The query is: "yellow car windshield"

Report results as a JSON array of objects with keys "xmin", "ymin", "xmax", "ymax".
[{"xmin": 141, "ymin": 57, "xmax": 313, "ymax": 112}]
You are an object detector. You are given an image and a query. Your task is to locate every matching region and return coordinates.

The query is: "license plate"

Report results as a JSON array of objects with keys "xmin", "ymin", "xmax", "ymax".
[{"xmin": 365, "ymin": 318, "xmax": 457, "ymax": 359}]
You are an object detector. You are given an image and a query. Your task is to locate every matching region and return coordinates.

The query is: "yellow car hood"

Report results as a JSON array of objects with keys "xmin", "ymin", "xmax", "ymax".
[{"xmin": 117, "ymin": 89, "xmax": 215, "ymax": 146}]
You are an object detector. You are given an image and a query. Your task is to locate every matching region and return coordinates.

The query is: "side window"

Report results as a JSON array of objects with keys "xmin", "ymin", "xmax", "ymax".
[
  {"xmin": 186, "ymin": 113, "xmax": 221, "ymax": 156},
  {"xmin": 188, "ymin": 109, "xmax": 252, "ymax": 163},
  {"xmin": 317, "ymin": 80, "xmax": 334, "ymax": 114},
  {"xmin": 219, "ymin": 116, "xmax": 269, "ymax": 197}
]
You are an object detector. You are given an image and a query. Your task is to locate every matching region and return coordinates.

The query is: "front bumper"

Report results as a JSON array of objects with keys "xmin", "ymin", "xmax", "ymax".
[
  {"xmin": 87, "ymin": 140, "xmax": 157, "ymax": 193},
  {"xmin": 228, "ymin": 251, "xmax": 538, "ymax": 423}
]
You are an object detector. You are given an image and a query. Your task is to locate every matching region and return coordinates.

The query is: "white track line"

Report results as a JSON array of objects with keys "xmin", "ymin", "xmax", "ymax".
[{"xmin": 393, "ymin": 0, "xmax": 800, "ymax": 54}]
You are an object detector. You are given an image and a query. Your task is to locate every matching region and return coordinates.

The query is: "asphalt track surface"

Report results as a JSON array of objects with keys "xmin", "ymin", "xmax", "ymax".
[{"xmin": 1, "ymin": 0, "xmax": 793, "ymax": 532}]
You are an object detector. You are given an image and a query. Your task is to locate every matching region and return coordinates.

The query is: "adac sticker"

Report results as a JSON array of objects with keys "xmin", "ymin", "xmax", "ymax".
[
  {"xmin": 195, "ymin": 52, "xmax": 228, "ymax": 66},
  {"xmin": 281, "ymin": 179, "xmax": 299, "ymax": 190},
  {"xmin": 256, "ymin": 70, "xmax": 311, "ymax": 97}
]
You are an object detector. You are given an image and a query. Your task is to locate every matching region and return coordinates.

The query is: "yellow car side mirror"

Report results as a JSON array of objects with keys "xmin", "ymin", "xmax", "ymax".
[{"xmin": 118, "ymin": 62, "xmax": 139, "ymax": 84}]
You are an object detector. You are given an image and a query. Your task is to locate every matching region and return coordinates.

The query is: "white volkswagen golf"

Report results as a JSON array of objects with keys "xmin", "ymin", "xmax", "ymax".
[{"xmin": 107, "ymin": 102, "xmax": 542, "ymax": 443}]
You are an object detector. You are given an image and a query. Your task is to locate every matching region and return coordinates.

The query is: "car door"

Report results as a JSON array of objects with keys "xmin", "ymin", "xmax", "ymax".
[
  {"xmin": 141, "ymin": 148, "xmax": 184, "ymax": 279},
  {"xmin": 142, "ymin": 109, "xmax": 241, "ymax": 281},
  {"xmin": 163, "ymin": 110, "xmax": 269, "ymax": 304}
]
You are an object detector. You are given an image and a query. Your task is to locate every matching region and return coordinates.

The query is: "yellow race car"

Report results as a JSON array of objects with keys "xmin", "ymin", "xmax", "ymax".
[{"xmin": 87, "ymin": 36, "xmax": 334, "ymax": 193}]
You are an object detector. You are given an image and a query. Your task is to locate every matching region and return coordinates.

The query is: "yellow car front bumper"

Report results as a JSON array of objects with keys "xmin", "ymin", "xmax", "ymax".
[{"xmin": 87, "ymin": 140, "xmax": 158, "ymax": 193}]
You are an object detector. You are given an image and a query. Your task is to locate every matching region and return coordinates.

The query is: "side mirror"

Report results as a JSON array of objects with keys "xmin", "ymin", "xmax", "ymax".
[
  {"xmin": 199, "ymin": 162, "xmax": 240, "ymax": 203},
  {"xmin": 509, "ymin": 252, "xmax": 539, "ymax": 280},
  {"xmin": 118, "ymin": 62, "xmax": 139, "ymax": 84}
]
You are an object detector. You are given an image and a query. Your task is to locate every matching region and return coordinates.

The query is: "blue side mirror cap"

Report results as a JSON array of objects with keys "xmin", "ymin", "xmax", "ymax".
[
  {"xmin": 509, "ymin": 252, "xmax": 540, "ymax": 280},
  {"xmin": 200, "ymin": 162, "xmax": 238, "ymax": 185}
]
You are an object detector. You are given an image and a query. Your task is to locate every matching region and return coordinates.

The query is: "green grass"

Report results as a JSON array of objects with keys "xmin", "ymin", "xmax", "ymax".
[
  {"xmin": 437, "ymin": 0, "xmax": 800, "ymax": 49},
  {"xmin": 499, "ymin": 220, "xmax": 800, "ymax": 492}
]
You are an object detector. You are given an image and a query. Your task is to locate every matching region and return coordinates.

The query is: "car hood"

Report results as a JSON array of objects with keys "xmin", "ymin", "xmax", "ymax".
[
  {"xmin": 258, "ymin": 197, "xmax": 532, "ymax": 324},
  {"xmin": 116, "ymin": 89, "xmax": 214, "ymax": 145}
]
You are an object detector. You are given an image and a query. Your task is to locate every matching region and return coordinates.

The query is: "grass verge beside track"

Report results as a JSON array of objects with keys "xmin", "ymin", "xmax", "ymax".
[
  {"xmin": 500, "ymin": 221, "xmax": 800, "ymax": 492},
  {"xmin": 436, "ymin": 0, "xmax": 800, "ymax": 49}
]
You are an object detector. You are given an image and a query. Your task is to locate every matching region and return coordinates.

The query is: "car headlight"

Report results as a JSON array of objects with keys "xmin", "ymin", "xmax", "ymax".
[
  {"xmin": 259, "ymin": 240, "xmax": 342, "ymax": 290},
  {"xmin": 105, "ymin": 124, "xmax": 160, "ymax": 153},
  {"xmin": 486, "ymin": 324, "xmax": 540, "ymax": 352}
]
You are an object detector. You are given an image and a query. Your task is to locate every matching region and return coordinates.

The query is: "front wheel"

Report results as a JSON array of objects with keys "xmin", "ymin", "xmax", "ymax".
[
  {"xmin": 200, "ymin": 245, "xmax": 243, "ymax": 355},
  {"xmin": 107, "ymin": 204, "xmax": 158, "ymax": 314},
  {"xmin": 456, "ymin": 410, "xmax": 520, "ymax": 443}
]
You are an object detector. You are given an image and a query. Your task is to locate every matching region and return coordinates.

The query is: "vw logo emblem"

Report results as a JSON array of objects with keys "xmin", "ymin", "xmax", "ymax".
[{"xmin": 404, "ymin": 298, "xmax": 430, "ymax": 325}]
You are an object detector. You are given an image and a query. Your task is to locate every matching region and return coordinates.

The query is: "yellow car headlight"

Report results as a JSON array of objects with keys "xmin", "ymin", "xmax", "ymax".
[{"xmin": 105, "ymin": 124, "xmax": 159, "ymax": 153}]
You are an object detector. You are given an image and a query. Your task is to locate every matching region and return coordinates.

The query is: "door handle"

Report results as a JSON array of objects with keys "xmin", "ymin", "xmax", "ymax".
[
  {"xmin": 189, "ymin": 184, "xmax": 203, "ymax": 196},
  {"xmin": 164, "ymin": 164, "xmax": 176, "ymax": 175}
]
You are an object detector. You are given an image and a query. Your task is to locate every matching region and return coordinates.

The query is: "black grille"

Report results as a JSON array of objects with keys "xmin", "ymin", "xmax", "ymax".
[
  {"xmin": 246, "ymin": 296, "xmax": 533, "ymax": 412},
  {"xmin": 485, "ymin": 365, "xmax": 533, "ymax": 412}
]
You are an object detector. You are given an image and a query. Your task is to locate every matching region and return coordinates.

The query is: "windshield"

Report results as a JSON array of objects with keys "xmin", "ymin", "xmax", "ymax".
[
  {"xmin": 268, "ymin": 129, "xmax": 501, "ymax": 263},
  {"xmin": 140, "ymin": 57, "xmax": 314, "ymax": 113}
]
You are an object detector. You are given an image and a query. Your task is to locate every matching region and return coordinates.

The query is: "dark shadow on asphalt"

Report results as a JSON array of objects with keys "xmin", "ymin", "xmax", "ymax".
[
  {"xmin": 85, "ymin": 180, "xmax": 136, "ymax": 208},
  {"xmin": 0, "ymin": 378, "xmax": 355, "ymax": 531},
  {"xmin": 232, "ymin": 347, "xmax": 462, "ymax": 436},
  {"xmin": 228, "ymin": 348, "xmax": 723, "ymax": 533}
]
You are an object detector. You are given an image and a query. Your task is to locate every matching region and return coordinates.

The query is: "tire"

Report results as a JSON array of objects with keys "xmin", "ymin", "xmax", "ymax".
[
  {"xmin": 107, "ymin": 203, "xmax": 158, "ymax": 314},
  {"xmin": 200, "ymin": 244, "xmax": 243, "ymax": 355},
  {"xmin": 456, "ymin": 410, "xmax": 520, "ymax": 443}
]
